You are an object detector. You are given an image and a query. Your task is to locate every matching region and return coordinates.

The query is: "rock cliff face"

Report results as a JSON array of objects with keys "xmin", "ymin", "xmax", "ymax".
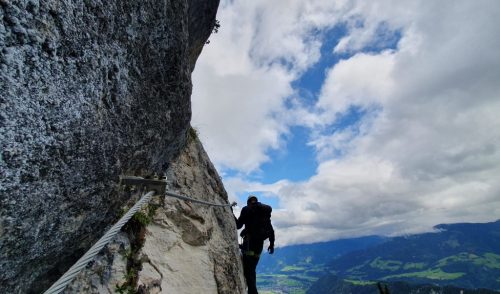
[
  {"xmin": 0, "ymin": 0, "xmax": 226, "ymax": 293},
  {"xmin": 137, "ymin": 135, "xmax": 245, "ymax": 294},
  {"xmin": 65, "ymin": 135, "xmax": 245, "ymax": 293}
]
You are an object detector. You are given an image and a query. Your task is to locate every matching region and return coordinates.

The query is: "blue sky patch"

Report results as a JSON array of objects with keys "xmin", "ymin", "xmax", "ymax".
[
  {"xmin": 292, "ymin": 25, "xmax": 348, "ymax": 97},
  {"xmin": 363, "ymin": 22, "xmax": 402, "ymax": 54},
  {"xmin": 331, "ymin": 105, "xmax": 369, "ymax": 132},
  {"xmin": 253, "ymin": 126, "xmax": 317, "ymax": 184}
]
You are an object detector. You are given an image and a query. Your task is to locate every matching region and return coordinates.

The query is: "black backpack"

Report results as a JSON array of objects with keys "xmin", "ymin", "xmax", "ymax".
[{"xmin": 246, "ymin": 203, "xmax": 273, "ymax": 241}]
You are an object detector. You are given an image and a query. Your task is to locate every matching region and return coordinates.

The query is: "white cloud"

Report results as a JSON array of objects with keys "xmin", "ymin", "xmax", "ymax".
[
  {"xmin": 193, "ymin": 64, "xmax": 292, "ymax": 171},
  {"xmin": 193, "ymin": 0, "xmax": 500, "ymax": 246},
  {"xmin": 316, "ymin": 51, "xmax": 395, "ymax": 122},
  {"xmin": 192, "ymin": 0, "xmax": 348, "ymax": 172}
]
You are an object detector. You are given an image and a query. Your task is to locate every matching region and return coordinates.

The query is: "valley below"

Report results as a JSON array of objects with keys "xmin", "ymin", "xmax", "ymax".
[{"xmin": 256, "ymin": 220, "xmax": 500, "ymax": 294}]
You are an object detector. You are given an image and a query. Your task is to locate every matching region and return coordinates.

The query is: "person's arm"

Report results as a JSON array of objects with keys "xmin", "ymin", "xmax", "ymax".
[
  {"xmin": 268, "ymin": 223, "xmax": 275, "ymax": 254},
  {"xmin": 235, "ymin": 207, "xmax": 247, "ymax": 230}
]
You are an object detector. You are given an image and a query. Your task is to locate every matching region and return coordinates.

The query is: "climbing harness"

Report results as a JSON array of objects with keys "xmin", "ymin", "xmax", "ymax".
[
  {"xmin": 43, "ymin": 175, "xmax": 236, "ymax": 294},
  {"xmin": 243, "ymin": 250, "xmax": 260, "ymax": 258},
  {"xmin": 239, "ymin": 234, "xmax": 261, "ymax": 258}
]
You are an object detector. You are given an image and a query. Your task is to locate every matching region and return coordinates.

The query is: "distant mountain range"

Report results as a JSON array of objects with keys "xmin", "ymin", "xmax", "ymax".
[
  {"xmin": 257, "ymin": 236, "xmax": 386, "ymax": 293},
  {"xmin": 257, "ymin": 220, "xmax": 500, "ymax": 293},
  {"xmin": 328, "ymin": 220, "xmax": 500, "ymax": 290},
  {"xmin": 259, "ymin": 235, "xmax": 386, "ymax": 273},
  {"xmin": 308, "ymin": 275, "xmax": 499, "ymax": 294}
]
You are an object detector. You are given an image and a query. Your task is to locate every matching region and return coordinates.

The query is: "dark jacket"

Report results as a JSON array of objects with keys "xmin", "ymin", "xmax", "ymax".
[{"xmin": 236, "ymin": 202, "xmax": 275, "ymax": 245}]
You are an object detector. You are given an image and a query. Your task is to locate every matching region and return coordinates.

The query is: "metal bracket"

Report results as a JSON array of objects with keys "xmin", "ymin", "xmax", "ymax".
[{"xmin": 119, "ymin": 175, "xmax": 167, "ymax": 195}]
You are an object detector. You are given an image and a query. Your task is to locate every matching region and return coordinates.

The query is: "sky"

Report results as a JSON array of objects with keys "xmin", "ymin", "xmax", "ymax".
[{"xmin": 191, "ymin": 0, "xmax": 500, "ymax": 247}]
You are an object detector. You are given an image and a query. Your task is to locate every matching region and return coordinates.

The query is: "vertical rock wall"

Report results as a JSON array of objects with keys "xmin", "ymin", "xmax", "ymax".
[
  {"xmin": 138, "ymin": 135, "xmax": 245, "ymax": 294},
  {"xmin": 65, "ymin": 135, "xmax": 246, "ymax": 293},
  {"xmin": 0, "ymin": 0, "xmax": 220, "ymax": 292}
]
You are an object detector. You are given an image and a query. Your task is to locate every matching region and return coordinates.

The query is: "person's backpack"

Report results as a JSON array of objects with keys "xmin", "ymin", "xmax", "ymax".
[{"xmin": 247, "ymin": 203, "xmax": 273, "ymax": 241}]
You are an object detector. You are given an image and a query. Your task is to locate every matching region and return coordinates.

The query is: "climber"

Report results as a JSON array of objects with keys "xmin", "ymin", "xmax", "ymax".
[{"xmin": 235, "ymin": 195, "xmax": 275, "ymax": 294}]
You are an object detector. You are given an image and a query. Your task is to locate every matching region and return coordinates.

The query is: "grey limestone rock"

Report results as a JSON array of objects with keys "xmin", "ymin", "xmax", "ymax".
[
  {"xmin": 0, "ymin": 0, "xmax": 219, "ymax": 292},
  {"xmin": 151, "ymin": 135, "xmax": 246, "ymax": 294},
  {"xmin": 65, "ymin": 136, "xmax": 246, "ymax": 293},
  {"xmin": 63, "ymin": 232, "xmax": 131, "ymax": 294}
]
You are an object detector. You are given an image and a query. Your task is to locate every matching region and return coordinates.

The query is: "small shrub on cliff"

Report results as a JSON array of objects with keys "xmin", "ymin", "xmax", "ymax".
[
  {"xmin": 205, "ymin": 19, "xmax": 221, "ymax": 44},
  {"xmin": 133, "ymin": 211, "xmax": 151, "ymax": 226},
  {"xmin": 188, "ymin": 126, "xmax": 199, "ymax": 143},
  {"xmin": 213, "ymin": 19, "xmax": 220, "ymax": 33},
  {"xmin": 115, "ymin": 282, "xmax": 134, "ymax": 294},
  {"xmin": 122, "ymin": 248, "xmax": 133, "ymax": 261},
  {"xmin": 132, "ymin": 203, "xmax": 159, "ymax": 226}
]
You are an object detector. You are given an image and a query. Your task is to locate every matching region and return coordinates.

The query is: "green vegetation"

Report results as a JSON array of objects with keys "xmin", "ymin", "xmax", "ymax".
[
  {"xmin": 310, "ymin": 274, "xmax": 500, "ymax": 294},
  {"xmin": 344, "ymin": 279, "xmax": 376, "ymax": 286},
  {"xmin": 116, "ymin": 200, "xmax": 160, "ymax": 292},
  {"xmin": 475, "ymin": 253, "xmax": 500, "ymax": 269},
  {"xmin": 187, "ymin": 126, "xmax": 200, "ymax": 143},
  {"xmin": 132, "ymin": 211, "xmax": 151, "ymax": 226},
  {"xmin": 115, "ymin": 283, "xmax": 134, "ymax": 294},
  {"xmin": 132, "ymin": 203, "xmax": 160, "ymax": 226},
  {"xmin": 437, "ymin": 252, "xmax": 475, "ymax": 267},
  {"xmin": 115, "ymin": 269, "xmax": 139, "ymax": 294},
  {"xmin": 189, "ymin": 126, "xmax": 198, "ymax": 139},
  {"xmin": 305, "ymin": 268, "xmax": 327, "ymax": 275},
  {"xmin": 437, "ymin": 252, "xmax": 500, "ymax": 269},
  {"xmin": 294, "ymin": 275, "xmax": 318, "ymax": 282},
  {"xmin": 383, "ymin": 268, "xmax": 465, "ymax": 281},
  {"xmin": 259, "ymin": 274, "xmax": 310, "ymax": 293},
  {"xmin": 347, "ymin": 260, "xmax": 371, "ymax": 273},
  {"xmin": 281, "ymin": 266, "xmax": 306, "ymax": 272},
  {"xmin": 338, "ymin": 252, "xmax": 500, "ymax": 290},
  {"xmin": 338, "ymin": 251, "xmax": 500, "ymax": 289},
  {"xmin": 403, "ymin": 262, "xmax": 427, "ymax": 270},
  {"xmin": 266, "ymin": 221, "xmax": 500, "ymax": 292},
  {"xmin": 258, "ymin": 270, "xmax": 320, "ymax": 294},
  {"xmin": 369, "ymin": 257, "xmax": 402, "ymax": 271},
  {"xmin": 122, "ymin": 248, "xmax": 132, "ymax": 260}
]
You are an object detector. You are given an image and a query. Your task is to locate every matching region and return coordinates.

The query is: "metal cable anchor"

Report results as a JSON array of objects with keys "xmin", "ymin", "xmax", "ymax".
[{"xmin": 119, "ymin": 175, "xmax": 167, "ymax": 195}]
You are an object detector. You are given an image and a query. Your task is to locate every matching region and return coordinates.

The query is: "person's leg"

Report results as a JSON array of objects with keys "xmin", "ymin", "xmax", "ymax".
[
  {"xmin": 242, "ymin": 254, "xmax": 252, "ymax": 288},
  {"xmin": 250, "ymin": 256, "xmax": 260, "ymax": 294},
  {"xmin": 242, "ymin": 255, "xmax": 259, "ymax": 294}
]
